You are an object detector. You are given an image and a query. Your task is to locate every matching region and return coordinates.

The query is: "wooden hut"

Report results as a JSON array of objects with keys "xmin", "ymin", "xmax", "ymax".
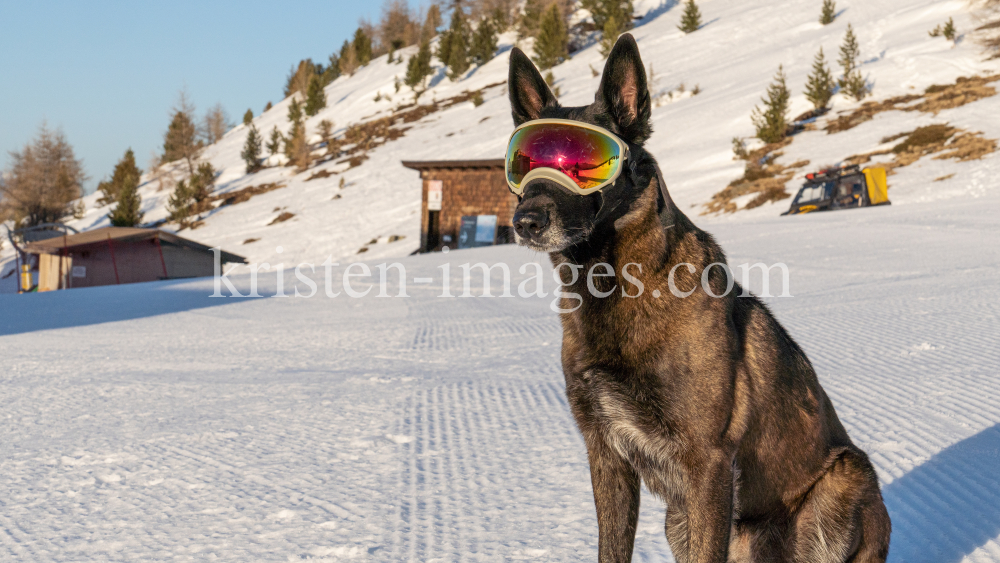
[
  {"xmin": 22, "ymin": 227, "xmax": 246, "ymax": 291},
  {"xmin": 401, "ymin": 159, "xmax": 516, "ymax": 252}
]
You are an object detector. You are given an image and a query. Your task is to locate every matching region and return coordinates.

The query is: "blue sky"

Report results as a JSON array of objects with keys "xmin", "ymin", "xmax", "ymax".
[{"xmin": 0, "ymin": 1, "xmax": 416, "ymax": 192}]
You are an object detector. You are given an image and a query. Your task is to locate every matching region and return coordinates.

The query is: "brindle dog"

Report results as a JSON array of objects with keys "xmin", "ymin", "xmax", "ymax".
[{"xmin": 506, "ymin": 35, "xmax": 891, "ymax": 562}]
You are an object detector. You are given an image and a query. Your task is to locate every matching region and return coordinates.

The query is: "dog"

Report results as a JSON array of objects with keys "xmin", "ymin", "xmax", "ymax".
[{"xmin": 506, "ymin": 34, "xmax": 891, "ymax": 562}]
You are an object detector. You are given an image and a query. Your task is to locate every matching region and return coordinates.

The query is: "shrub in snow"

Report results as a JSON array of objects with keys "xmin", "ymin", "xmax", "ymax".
[
  {"xmin": 820, "ymin": 0, "xmax": 836, "ymax": 25},
  {"xmin": 242, "ymin": 109, "xmax": 253, "ymax": 126},
  {"xmin": 678, "ymin": 0, "xmax": 703, "ymax": 34}
]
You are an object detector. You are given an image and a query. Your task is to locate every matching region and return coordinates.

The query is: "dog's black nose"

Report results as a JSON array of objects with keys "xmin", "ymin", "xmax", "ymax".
[{"xmin": 513, "ymin": 209, "xmax": 549, "ymax": 240}]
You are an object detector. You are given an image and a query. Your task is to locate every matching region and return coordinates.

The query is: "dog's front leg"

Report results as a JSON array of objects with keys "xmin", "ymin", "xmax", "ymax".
[
  {"xmin": 587, "ymin": 436, "xmax": 641, "ymax": 563},
  {"xmin": 685, "ymin": 451, "xmax": 734, "ymax": 563}
]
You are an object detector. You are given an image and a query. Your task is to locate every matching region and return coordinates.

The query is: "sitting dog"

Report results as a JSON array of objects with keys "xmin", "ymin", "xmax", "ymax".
[{"xmin": 504, "ymin": 34, "xmax": 891, "ymax": 562}]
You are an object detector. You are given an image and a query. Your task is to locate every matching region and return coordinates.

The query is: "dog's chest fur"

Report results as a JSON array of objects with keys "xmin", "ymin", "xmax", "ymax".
[{"xmin": 569, "ymin": 363, "xmax": 690, "ymax": 503}]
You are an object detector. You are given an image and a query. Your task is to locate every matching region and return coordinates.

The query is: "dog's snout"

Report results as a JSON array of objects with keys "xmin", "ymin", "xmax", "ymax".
[{"xmin": 513, "ymin": 209, "xmax": 550, "ymax": 240}]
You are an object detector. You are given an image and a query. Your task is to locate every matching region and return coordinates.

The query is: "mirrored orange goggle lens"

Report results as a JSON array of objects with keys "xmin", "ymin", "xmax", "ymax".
[{"xmin": 506, "ymin": 123, "xmax": 622, "ymax": 191}]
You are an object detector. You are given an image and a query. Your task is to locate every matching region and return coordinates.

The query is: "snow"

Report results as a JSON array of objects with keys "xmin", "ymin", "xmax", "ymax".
[{"xmin": 2, "ymin": 0, "xmax": 1000, "ymax": 560}]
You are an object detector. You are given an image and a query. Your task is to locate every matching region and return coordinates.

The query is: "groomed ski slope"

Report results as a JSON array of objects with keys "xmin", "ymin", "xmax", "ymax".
[
  {"xmin": 2, "ymin": 182, "xmax": 999, "ymax": 561},
  {"xmin": 3, "ymin": 0, "xmax": 997, "ymax": 292}
]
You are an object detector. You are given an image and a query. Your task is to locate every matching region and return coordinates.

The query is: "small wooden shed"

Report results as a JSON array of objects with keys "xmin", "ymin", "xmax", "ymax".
[
  {"xmin": 23, "ymin": 227, "xmax": 246, "ymax": 291},
  {"xmin": 401, "ymin": 159, "xmax": 516, "ymax": 252}
]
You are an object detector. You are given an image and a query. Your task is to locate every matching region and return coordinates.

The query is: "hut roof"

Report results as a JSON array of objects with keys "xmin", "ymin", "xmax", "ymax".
[
  {"xmin": 24, "ymin": 227, "xmax": 246, "ymax": 263},
  {"xmin": 401, "ymin": 159, "xmax": 505, "ymax": 171}
]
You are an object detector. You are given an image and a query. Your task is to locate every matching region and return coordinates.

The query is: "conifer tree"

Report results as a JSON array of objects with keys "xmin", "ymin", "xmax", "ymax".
[
  {"xmin": 266, "ymin": 126, "xmax": 283, "ymax": 156},
  {"xmin": 405, "ymin": 39, "xmax": 434, "ymax": 89},
  {"xmin": 107, "ymin": 150, "xmax": 143, "ymax": 227},
  {"xmin": 354, "ymin": 28, "xmax": 373, "ymax": 66},
  {"xmin": 287, "ymin": 97, "xmax": 304, "ymax": 127},
  {"xmin": 582, "ymin": 0, "xmax": 634, "ymax": 34},
  {"xmin": 323, "ymin": 52, "xmax": 341, "ymax": 85},
  {"xmin": 534, "ymin": 3, "xmax": 569, "ymax": 70},
  {"xmin": 305, "ymin": 74, "xmax": 327, "ymax": 116},
  {"xmin": 97, "ymin": 148, "xmax": 142, "ymax": 207},
  {"xmin": 264, "ymin": 101, "xmax": 273, "ymax": 112},
  {"xmin": 243, "ymin": 109, "xmax": 253, "ymax": 126},
  {"xmin": 751, "ymin": 65, "xmax": 791, "ymax": 144},
  {"xmin": 242, "ymin": 124, "xmax": 263, "ymax": 174},
  {"xmin": 284, "ymin": 99, "xmax": 309, "ymax": 170},
  {"xmin": 0, "ymin": 125, "xmax": 85, "ymax": 228},
  {"xmin": 422, "ymin": 4, "xmax": 442, "ymax": 42},
  {"xmin": 339, "ymin": 40, "xmax": 359, "ymax": 75},
  {"xmin": 162, "ymin": 92, "xmax": 201, "ymax": 174},
  {"xmin": 167, "ymin": 162, "xmax": 215, "ymax": 224},
  {"xmin": 600, "ymin": 14, "xmax": 624, "ymax": 57},
  {"xmin": 943, "ymin": 17, "xmax": 957, "ymax": 41},
  {"xmin": 519, "ymin": 0, "xmax": 545, "ymax": 38},
  {"xmin": 820, "ymin": 0, "xmax": 836, "ymax": 25},
  {"xmin": 804, "ymin": 47, "xmax": 835, "ymax": 110},
  {"xmin": 470, "ymin": 17, "xmax": 498, "ymax": 66},
  {"xmin": 838, "ymin": 24, "xmax": 868, "ymax": 101},
  {"xmin": 443, "ymin": 5, "xmax": 470, "ymax": 80},
  {"xmin": 678, "ymin": 0, "xmax": 702, "ymax": 34}
]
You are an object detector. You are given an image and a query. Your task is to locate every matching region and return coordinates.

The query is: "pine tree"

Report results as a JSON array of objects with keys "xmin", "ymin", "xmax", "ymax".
[
  {"xmin": 582, "ymin": 0, "xmax": 634, "ymax": 35},
  {"xmin": 107, "ymin": 151, "xmax": 143, "ymax": 228},
  {"xmin": 323, "ymin": 52, "xmax": 341, "ymax": 85},
  {"xmin": 422, "ymin": 4, "xmax": 442, "ymax": 42},
  {"xmin": 284, "ymin": 99, "xmax": 309, "ymax": 170},
  {"xmin": 163, "ymin": 93, "xmax": 201, "ymax": 174},
  {"xmin": 243, "ymin": 109, "xmax": 253, "ymax": 126},
  {"xmin": 820, "ymin": 0, "xmax": 836, "ymax": 25},
  {"xmin": 266, "ymin": 126, "xmax": 283, "ymax": 156},
  {"xmin": 838, "ymin": 24, "xmax": 868, "ymax": 101},
  {"xmin": 339, "ymin": 40, "xmax": 359, "ymax": 75},
  {"xmin": 353, "ymin": 28, "xmax": 373, "ymax": 66},
  {"xmin": 751, "ymin": 65, "xmax": 791, "ymax": 144},
  {"xmin": 305, "ymin": 74, "xmax": 327, "ymax": 116},
  {"xmin": 242, "ymin": 124, "xmax": 263, "ymax": 174},
  {"xmin": 804, "ymin": 47, "xmax": 834, "ymax": 110},
  {"xmin": 470, "ymin": 17, "xmax": 498, "ymax": 66},
  {"xmin": 405, "ymin": 39, "xmax": 434, "ymax": 89},
  {"xmin": 97, "ymin": 148, "xmax": 142, "ymax": 207},
  {"xmin": 600, "ymin": 14, "xmax": 625, "ymax": 57},
  {"xmin": 943, "ymin": 17, "xmax": 957, "ymax": 41},
  {"xmin": 264, "ymin": 101, "xmax": 273, "ymax": 112},
  {"xmin": 287, "ymin": 97, "xmax": 304, "ymax": 127},
  {"xmin": 519, "ymin": 0, "xmax": 545, "ymax": 38},
  {"xmin": 678, "ymin": 0, "xmax": 702, "ymax": 34},
  {"xmin": 168, "ymin": 162, "xmax": 215, "ymax": 224},
  {"xmin": 0, "ymin": 125, "xmax": 85, "ymax": 228},
  {"xmin": 534, "ymin": 3, "xmax": 569, "ymax": 70},
  {"xmin": 441, "ymin": 5, "xmax": 470, "ymax": 80}
]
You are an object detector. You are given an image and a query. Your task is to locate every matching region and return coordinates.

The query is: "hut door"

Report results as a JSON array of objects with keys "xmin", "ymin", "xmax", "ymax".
[{"xmin": 427, "ymin": 210, "xmax": 440, "ymax": 251}]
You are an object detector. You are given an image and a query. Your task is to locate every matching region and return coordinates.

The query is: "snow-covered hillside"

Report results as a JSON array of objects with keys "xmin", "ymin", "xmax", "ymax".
[{"xmin": 4, "ymin": 0, "xmax": 997, "ymax": 292}]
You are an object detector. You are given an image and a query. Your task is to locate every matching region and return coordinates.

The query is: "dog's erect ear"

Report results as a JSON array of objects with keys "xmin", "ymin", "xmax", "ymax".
[
  {"xmin": 596, "ymin": 34, "xmax": 652, "ymax": 144},
  {"xmin": 508, "ymin": 47, "xmax": 559, "ymax": 126}
]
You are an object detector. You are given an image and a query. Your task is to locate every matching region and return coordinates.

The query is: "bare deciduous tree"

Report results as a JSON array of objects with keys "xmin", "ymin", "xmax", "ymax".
[
  {"xmin": 201, "ymin": 103, "xmax": 232, "ymax": 145},
  {"xmin": 0, "ymin": 124, "xmax": 86, "ymax": 228}
]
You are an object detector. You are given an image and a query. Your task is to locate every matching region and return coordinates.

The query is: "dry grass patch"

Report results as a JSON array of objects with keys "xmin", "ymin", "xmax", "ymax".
[
  {"xmin": 321, "ymin": 81, "xmax": 506, "ymax": 172},
  {"xmin": 825, "ymin": 74, "xmax": 1000, "ymax": 133},
  {"xmin": 846, "ymin": 124, "xmax": 997, "ymax": 174},
  {"xmin": 305, "ymin": 169, "xmax": 334, "ymax": 181},
  {"xmin": 212, "ymin": 182, "xmax": 286, "ymax": 207},
  {"xmin": 703, "ymin": 139, "xmax": 809, "ymax": 214},
  {"xmin": 268, "ymin": 211, "xmax": 295, "ymax": 225}
]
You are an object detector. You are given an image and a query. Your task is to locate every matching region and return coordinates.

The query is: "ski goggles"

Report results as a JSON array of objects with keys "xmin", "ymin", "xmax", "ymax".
[{"xmin": 505, "ymin": 119, "xmax": 630, "ymax": 196}]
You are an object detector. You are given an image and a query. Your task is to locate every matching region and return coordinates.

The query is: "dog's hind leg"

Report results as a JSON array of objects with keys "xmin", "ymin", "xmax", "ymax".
[{"xmin": 791, "ymin": 449, "xmax": 891, "ymax": 563}]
